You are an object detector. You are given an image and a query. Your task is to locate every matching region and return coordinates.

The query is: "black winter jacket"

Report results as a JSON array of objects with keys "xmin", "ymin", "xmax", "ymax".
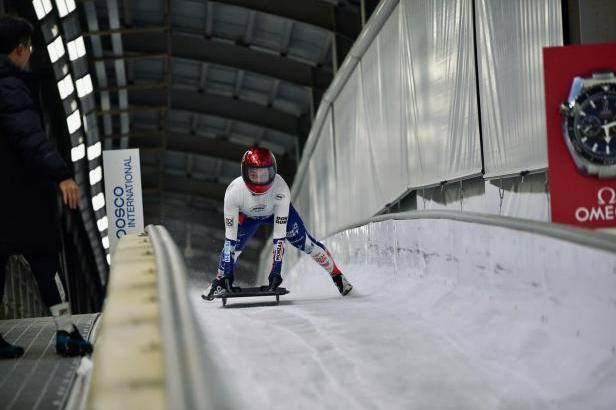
[{"xmin": 0, "ymin": 57, "xmax": 72, "ymax": 254}]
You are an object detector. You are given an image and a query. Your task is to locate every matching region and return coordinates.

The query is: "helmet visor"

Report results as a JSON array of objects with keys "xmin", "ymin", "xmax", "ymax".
[{"xmin": 246, "ymin": 166, "xmax": 275, "ymax": 185}]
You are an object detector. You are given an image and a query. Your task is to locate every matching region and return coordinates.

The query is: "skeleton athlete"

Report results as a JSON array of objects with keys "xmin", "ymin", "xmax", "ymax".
[{"xmin": 203, "ymin": 147, "xmax": 353, "ymax": 300}]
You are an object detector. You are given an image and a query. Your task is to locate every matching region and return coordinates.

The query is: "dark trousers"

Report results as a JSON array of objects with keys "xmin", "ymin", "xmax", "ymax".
[{"xmin": 0, "ymin": 252, "xmax": 64, "ymax": 307}]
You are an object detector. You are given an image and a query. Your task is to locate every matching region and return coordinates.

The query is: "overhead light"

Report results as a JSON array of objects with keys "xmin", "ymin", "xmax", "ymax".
[
  {"xmin": 56, "ymin": 73, "xmax": 74, "ymax": 100},
  {"xmin": 55, "ymin": 0, "xmax": 76, "ymax": 18},
  {"xmin": 46, "ymin": 36, "xmax": 65, "ymax": 63},
  {"xmin": 67, "ymin": 36, "xmax": 86, "ymax": 61},
  {"xmin": 70, "ymin": 143, "xmax": 85, "ymax": 162},
  {"xmin": 92, "ymin": 192, "xmax": 105, "ymax": 211},
  {"xmin": 87, "ymin": 142, "xmax": 102, "ymax": 160},
  {"xmin": 101, "ymin": 235, "xmax": 110, "ymax": 249},
  {"xmin": 75, "ymin": 74, "xmax": 93, "ymax": 97},
  {"xmin": 89, "ymin": 166, "xmax": 103, "ymax": 185},
  {"xmin": 66, "ymin": 109, "xmax": 81, "ymax": 134},
  {"xmin": 106, "ymin": 253, "xmax": 110, "ymax": 264},
  {"xmin": 32, "ymin": 0, "xmax": 53, "ymax": 20},
  {"xmin": 97, "ymin": 216, "xmax": 108, "ymax": 232}
]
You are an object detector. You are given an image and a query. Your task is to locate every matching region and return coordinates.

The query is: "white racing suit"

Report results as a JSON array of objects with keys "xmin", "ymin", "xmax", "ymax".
[{"xmin": 217, "ymin": 175, "xmax": 344, "ymax": 282}]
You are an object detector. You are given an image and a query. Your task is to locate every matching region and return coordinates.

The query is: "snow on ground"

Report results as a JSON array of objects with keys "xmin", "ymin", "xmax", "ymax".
[{"xmin": 189, "ymin": 262, "xmax": 616, "ymax": 410}]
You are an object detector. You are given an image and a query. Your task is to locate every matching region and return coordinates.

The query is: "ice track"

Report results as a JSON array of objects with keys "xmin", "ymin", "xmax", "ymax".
[{"xmin": 189, "ymin": 265, "xmax": 616, "ymax": 410}]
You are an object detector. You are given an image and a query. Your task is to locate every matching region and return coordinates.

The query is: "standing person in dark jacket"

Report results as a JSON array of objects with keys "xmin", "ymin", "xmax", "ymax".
[{"xmin": 0, "ymin": 16, "xmax": 92, "ymax": 358}]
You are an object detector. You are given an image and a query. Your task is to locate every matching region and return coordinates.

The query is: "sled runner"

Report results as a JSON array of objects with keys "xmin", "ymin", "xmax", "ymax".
[{"xmin": 215, "ymin": 286, "xmax": 289, "ymax": 307}]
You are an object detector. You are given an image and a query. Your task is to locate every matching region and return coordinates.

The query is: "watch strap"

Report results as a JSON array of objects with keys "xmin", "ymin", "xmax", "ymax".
[{"xmin": 582, "ymin": 71, "xmax": 616, "ymax": 88}]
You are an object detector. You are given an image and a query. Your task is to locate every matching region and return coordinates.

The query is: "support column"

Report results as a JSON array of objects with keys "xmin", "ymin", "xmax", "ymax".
[
  {"xmin": 361, "ymin": 0, "xmax": 381, "ymax": 26},
  {"xmin": 565, "ymin": 0, "xmax": 616, "ymax": 44}
]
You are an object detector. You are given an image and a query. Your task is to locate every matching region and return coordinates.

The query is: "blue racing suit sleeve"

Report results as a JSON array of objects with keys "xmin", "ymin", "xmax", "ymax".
[
  {"xmin": 270, "ymin": 182, "xmax": 290, "ymax": 275},
  {"xmin": 217, "ymin": 238, "xmax": 237, "ymax": 278},
  {"xmin": 219, "ymin": 182, "xmax": 240, "ymax": 278},
  {"xmin": 271, "ymin": 238, "xmax": 285, "ymax": 275}
]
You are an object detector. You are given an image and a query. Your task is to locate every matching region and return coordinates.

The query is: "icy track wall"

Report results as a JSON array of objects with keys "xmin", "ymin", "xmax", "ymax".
[{"xmin": 281, "ymin": 216, "xmax": 616, "ymax": 403}]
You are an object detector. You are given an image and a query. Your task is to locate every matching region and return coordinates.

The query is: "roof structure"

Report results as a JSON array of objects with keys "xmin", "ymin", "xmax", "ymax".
[{"xmin": 80, "ymin": 0, "xmax": 378, "ymax": 275}]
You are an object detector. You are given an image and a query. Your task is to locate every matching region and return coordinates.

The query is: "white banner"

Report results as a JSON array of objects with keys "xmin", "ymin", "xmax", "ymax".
[
  {"xmin": 102, "ymin": 149, "xmax": 144, "ymax": 253},
  {"xmin": 476, "ymin": 0, "xmax": 563, "ymax": 177}
]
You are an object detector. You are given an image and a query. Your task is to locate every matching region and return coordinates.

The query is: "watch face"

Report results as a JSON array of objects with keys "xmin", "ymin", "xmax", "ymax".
[{"xmin": 565, "ymin": 83, "xmax": 616, "ymax": 166}]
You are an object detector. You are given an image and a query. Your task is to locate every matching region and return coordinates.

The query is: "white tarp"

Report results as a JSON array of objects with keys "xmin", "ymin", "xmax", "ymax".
[
  {"xmin": 357, "ymin": 6, "xmax": 408, "ymax": 216},
  {"xmin": 289, "ymin": 0, "xmax": 561, "ymax": 245},
  {"xmin": 484, "ymin": 174, "xmax": 551, "ymax": 222},
  {"xmin": 414, "ymin": 175, "xmax": 551, "ymax": 222},
  {"xmin": 327, "ymin": 0, "xmax": 482, "ymax": 232},
  {"xmin": 306, "ymin": 108, "xmax": 337, "ymax": 239},
  {"xmin": 333, "ymin": 67, "xmax": 368, "ymax": 229},
  {"xmin": 476, "ymin": 0, "xmax": 563, "ymax": 177},
  {"xmin": 400, "ymin": 0, "xmax": 482, "ymax": 188},
  {"xmin": 416, "ymin": 179, "xmax": 487, "ymax": 213}
]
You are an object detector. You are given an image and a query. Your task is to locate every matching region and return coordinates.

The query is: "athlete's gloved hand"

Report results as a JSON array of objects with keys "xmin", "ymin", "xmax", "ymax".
[
  {"xmin": 268, "ymin": 271, "xmax": 283, "ymax": 290},
  {"xmin": 204, "ymin": 276, "xmax": 234, "ymax": 301}
]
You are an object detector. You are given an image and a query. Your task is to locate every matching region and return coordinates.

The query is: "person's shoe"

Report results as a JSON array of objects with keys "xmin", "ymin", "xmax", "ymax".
[
  {"xmin": 56, "ymin": 326, "xmax": 93, "ymax": 357},
  {"xmin": 202, "ymin": 277, "xmax": 233, "ymax": 301},
  {"xmin": 0, "ymin": 333, "xmax": 24, "ymax": 359},
  {"xmin": 268, "ymin": 273, "xmax": 283, "ymax": 291},
  {"xmin": 332, "ymin": 273, "xmax": 353, "ymax": 296}
]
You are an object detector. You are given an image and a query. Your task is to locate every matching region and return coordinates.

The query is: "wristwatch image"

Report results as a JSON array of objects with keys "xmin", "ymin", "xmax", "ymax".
[{"xmin": 560, "ymin": 71, "xmax": 616, "ymax": 178}]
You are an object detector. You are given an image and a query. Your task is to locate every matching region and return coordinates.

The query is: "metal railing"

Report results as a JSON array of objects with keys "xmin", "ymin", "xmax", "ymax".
[
  {"xmin": 333, "ymin": 210, "xmax": 616, "ymax": 255},
  {"xmin": 1, "ymin": 256, "xmax": 47, "ymax": 319},
  {"xmin": 260, "ymin": 207, "xmax": 616, "ymax": 280},
  {"xmin": 146, "ymin": 225, "xmax": 227, "ymax": 410}
]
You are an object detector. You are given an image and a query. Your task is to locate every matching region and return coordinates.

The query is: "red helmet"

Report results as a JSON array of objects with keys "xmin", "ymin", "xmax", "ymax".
[{"xmin": 241, "ymin": 147, "xmax": 277, "ymax": 195}]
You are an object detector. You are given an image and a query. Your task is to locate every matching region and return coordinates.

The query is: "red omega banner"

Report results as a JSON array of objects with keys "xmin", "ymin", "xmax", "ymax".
[{"xmin": 543, "ymin": 43, "xmax": 616, "ymax": 229}]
